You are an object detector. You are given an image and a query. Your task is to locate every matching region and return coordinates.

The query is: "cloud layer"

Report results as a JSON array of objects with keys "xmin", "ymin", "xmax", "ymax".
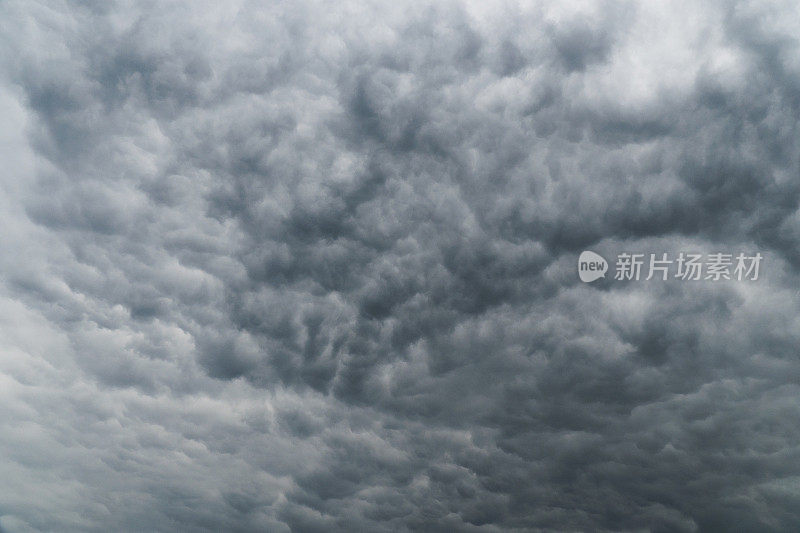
[{"xmin": 1, "ymin": 0, "xmax": 800, "ymax": 531}]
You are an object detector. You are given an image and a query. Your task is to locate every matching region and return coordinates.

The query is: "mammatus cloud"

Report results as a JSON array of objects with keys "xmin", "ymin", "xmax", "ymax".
[{"xmin": 1, "ymin": 0, "xmax": 800, "ymax": 531}]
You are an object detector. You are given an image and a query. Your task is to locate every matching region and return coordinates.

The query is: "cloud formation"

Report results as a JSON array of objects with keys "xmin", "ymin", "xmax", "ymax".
[{"xmin": 1, "ymin": 0, "xmax": 800, "ymax": 531}]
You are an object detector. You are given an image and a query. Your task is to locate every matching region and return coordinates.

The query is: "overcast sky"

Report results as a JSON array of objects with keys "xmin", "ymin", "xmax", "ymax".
[{"xmin": 1, "ymin": 0, "xmax": 800, "ymax": 531}]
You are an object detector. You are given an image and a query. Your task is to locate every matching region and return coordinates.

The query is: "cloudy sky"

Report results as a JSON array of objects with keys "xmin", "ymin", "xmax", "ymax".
[{"xmin": 1, "ymin": 0, "xmax": 800, "ymax": 531}]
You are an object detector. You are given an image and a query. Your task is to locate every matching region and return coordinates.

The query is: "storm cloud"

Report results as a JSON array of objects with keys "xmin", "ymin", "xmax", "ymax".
[{"xmin": 1, "ymin": 0, "xmax": 800, "ymax": 531}]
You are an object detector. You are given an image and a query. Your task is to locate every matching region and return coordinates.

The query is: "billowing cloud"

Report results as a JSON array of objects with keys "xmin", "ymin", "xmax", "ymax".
[{"xmin": 1, "ymin": 0, "xmax": 800, "ymax": 531}]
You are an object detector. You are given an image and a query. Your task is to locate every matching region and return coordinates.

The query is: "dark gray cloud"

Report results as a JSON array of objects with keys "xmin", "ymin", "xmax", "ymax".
[{"xmin": 1, "ymin": 0, "xmax": 800, "ymax": 531}]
